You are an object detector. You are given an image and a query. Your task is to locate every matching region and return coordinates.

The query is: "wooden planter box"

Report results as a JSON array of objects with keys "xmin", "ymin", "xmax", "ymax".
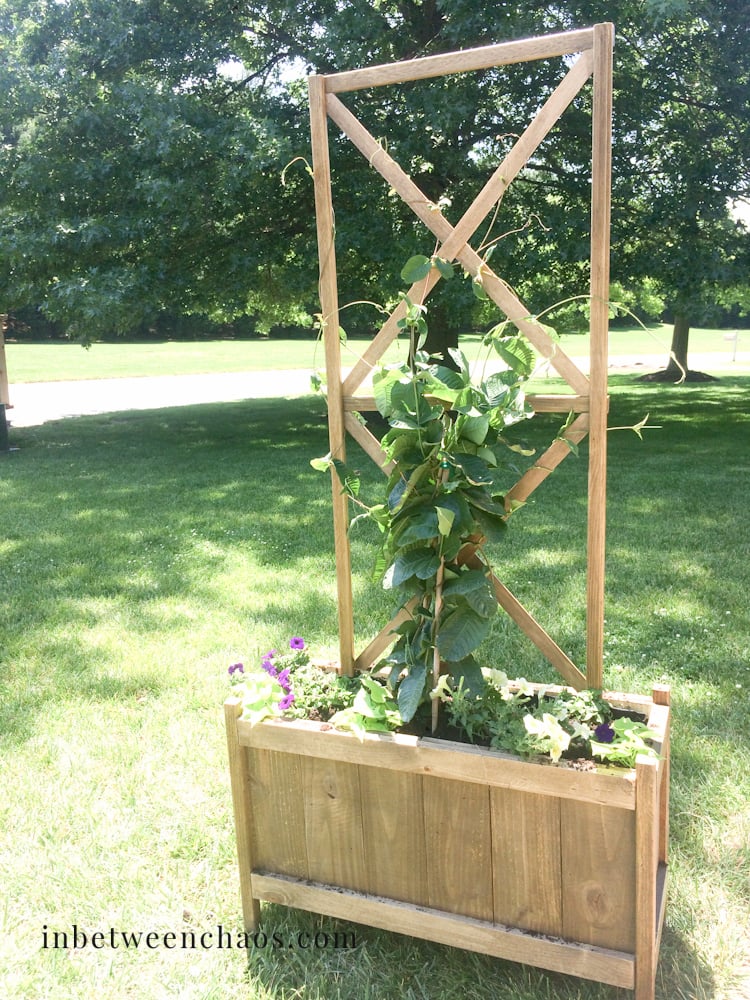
[{"xmin": 225, "ymin": 685, "xmax": 670, "ymax": 999}]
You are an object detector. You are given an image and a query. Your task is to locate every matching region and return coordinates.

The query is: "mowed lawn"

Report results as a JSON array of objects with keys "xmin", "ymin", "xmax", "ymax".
[
  {"xmin": 1, "ymin": 371, "xmax": 749, "ymax": 999},
  {"xmin": 4, "ymin": 324, "xmax": 748, "ymax": 383}
]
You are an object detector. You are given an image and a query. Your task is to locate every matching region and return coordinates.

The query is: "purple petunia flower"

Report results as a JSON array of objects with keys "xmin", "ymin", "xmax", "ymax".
[
  {"xmin": 289, "ymin": 637, "xmax": 305, "ymax": 650},
  {"xmin": 278, "ymin": 692, "xmax": 295, "ymax": 711},
  {"xmin": 228, "ymin": 662, "xmax": 245, "ymax": 676},
  {"xmin": 594, "ymin": 722, "xmax": 615, "ymax": 744},
  {"xmin": 277, "ymin": 668, "xmax": 291, "ymax": 691}
]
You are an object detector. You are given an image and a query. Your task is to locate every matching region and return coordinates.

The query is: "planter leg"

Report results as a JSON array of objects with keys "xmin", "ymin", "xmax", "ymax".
[
  {"xmin": 224, "ymin": 701, "xmax": 261, "ymax": 931},
  {"xmin": 634, "ymin": 754, "xmax": 659, "ymax": 1000}
]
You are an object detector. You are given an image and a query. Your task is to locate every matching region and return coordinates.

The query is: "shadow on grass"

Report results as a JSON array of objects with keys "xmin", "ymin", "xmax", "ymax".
[
  {"xmin": 242, "ymin": 903, "xmax": 716, "ymax": 1000},
  {"xmin": 0, "ymin": 396, "xmax": 340, "ymax": 745}
]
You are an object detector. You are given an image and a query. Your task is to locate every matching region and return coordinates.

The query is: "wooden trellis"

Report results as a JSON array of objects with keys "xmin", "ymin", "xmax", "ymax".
[{"xmin": 310, "ymin": 23, "xmax": 613, "ymax": 690}]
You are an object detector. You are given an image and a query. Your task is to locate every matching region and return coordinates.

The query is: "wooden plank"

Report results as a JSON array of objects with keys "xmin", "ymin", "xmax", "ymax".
[
  {"xmin": 250, "ymin": 872, "xmax": 635, "ymax": 989},
  {"xmin": 301, "ymin": 756, "xmax": 368, "ymax": 891},
  {"xmin": 634, "ymin": 755, "xmax": 660, "ymax": 1000},
  {"xmin": 348, "ymin": 393, "xmax": 592, "ymax": 415},
  {"xmin": 309, "ymin": 74, "xmax": 355, "ymax": 673},
  {"xmin": 491, "ymin": 788, "xmax": 563, "ymax": 935},
  {"xmin": 585, "ymin": 22, "xmax": 614, "ymax": 690},
  {"xmin": 651, "ymin": 686, "xmax": 671, "ymax": 864},
  {"xmin": 561, "ymin": 800, "xmax": 636, "ymax": 952},
  {"xmin": 223, "ymin": 699, "xmax": 261, "ymax": 930},
  {"xmin": 359, "ymin": 765, "xmax": 428, "ymax": 904},
  {"xmin": 343, "ymin": 411, "xmax": 394, "ymax": 474},
  {"xmin": 422, "ymin": 775, "xmax": 493, "ymax": 920},
  {"xmin": 245, "ymin": 749, "xmax": 308, "ymax": 878},
  {"xmin": 528, "ymin": 394, "xmax": 591, "ymax": 413},
  {"xmin": 321, "ymin": 28, "xmax": 596, "ymax": 94},
  {"xmin": 237, "ymin": 717, "xmax": 637, "ymax": 809}
]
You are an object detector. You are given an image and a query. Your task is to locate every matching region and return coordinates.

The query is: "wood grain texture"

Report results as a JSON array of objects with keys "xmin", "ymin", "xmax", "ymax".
[
  {"xmin": 309, "ymin": 74, "xmax": 355, "ymax": 673},
  {"xmin": 237, "ymin": 715, "xmax": 637, "ymax": 808},
  {"xmin": 223, "ymin": 700, "xmax": 261, "ymax": 930},
  {"xmin": 491, "ymin": 788, "xmax": 563, "ymax": 935},
  {"xmin": 359, "ymin": 765, "xmax": 428, "ymax": 904},
  {"xmin": 246, "ymin": 749, "xmax": 307, "ymax": 878},
  {"xmin": 321, "ymin": 28, "xmax": 596, "ymax": 94},
  {"xmin": 422, "ymin": 774, "xmax": 494, "ymax": 919},
  {"xmin": 561, "ymin": 800, "xmax": 636, "ymax": 951},
  {"xmin": 250, "ymin": 872, "xmax": 635, "ymax": 989},
  {"xmin": 302, "ymin": 756, "xmax": 368, "ymax": 891}
]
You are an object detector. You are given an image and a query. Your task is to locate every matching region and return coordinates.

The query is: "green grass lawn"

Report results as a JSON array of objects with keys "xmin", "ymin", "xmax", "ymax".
[
  {"xmin": 5, "ymin": 324, "xmax": 748, "ymax": 382},
  {"xmin": 1, "ymin": 377, "xmax": 749, "ymax": 999}
]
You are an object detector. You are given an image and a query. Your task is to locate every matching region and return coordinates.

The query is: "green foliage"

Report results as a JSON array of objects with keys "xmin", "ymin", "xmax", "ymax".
[
  {"xmin": 2, "ymin": 0, "xmax": 748, "ymax": 349},
  {"xmin": 328, "ymin": 674, "xmax": 403, "ymax": 741},
  {"xmin": 443, "ymin": 670, "xmax": 656, "ymax": 768}
]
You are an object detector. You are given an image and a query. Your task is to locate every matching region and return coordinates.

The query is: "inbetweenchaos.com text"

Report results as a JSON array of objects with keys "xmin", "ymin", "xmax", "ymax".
[{"xmin": 42, "ymin": 924, "xmax": 357, "ymax": 951}]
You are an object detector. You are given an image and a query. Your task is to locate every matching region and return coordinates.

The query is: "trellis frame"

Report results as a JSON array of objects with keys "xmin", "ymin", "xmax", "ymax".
[{"xmin": 309, "ymin": 23, "xmax": 614, "ymax": 690}]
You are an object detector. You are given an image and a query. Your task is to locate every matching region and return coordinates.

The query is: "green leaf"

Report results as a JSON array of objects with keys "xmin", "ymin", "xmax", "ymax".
[
  {"xmin": 435, "ymin": 506, "xmax": 455, "ymax": 537},
  {"xmin": 448, "ymin": 655, "xmax": 485, "ymax": 696},
  {"xmin": 448, "ymin": 453, "xmax": 494, "ymax": 486},
  {"xmin": 442, "ymin": 570, "xmax": 497, "ymax": 619},
  {"xmin": 332, "ymin": 458, "xmax": 360, "ymax": 498},
  {"xmin": 434, "ymin": 257, "xmax": 454, "ymax": 280},
  {"xmin": 400, "ymin": 255, "xmax": 432, "ymax": 283},
  {"xmin": 463, "ymin": 487, "xmax": 507, "ymax": 517},
  {"xmin": 437, "ymin": 606, "xmax": 492, "ymax": 661},
  {"xmin": 392, "ymin": 507, "xmax": 439, "ymax": 546},
  {"xmin": 472, "ymin": 276, "xmax": 489, "ymax": 300},
  {"xmin": 457, "ymin": 413, "xmax": 489, "ymax": 446},
  {"xmin": 388, "ymin": 548, "xmax": 441, "ymax": 587},
  {"xmin": 492, "ymin": 335, "xmax": 535, "ymax": 377},
  {"xmin": 397, "ymin": 663, "xmax": 428, "ymax": 722},
  {"xmin": 470, "ymin": 506, "xmax": 508, "ymax": 543},
  {"xmin": 309, "ymin": 452, "xmax": 332, "ymax": 472}
]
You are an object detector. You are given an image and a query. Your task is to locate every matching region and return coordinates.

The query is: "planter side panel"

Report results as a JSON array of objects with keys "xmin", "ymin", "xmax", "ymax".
[
  {"xmin": 302, "ymin": 757, "xmax": 369, "ymax": 891},
  {"xmin": 246, "ymin": 748, "xmax": 308, "ymax": 878},
  {"xmin": 359, "ymin": 764, "xmax": 429, "ymax": 904},
  {"xmin": 561, "ymin": 800, "xmax": 636, "ymax": 952},
  {"xmin": 491, "ymin": 788, "xmax": 563, "ymax": 935},
  {"xmin": 423, "ymin": 775, "xmax": 494, "ymax": 920}
]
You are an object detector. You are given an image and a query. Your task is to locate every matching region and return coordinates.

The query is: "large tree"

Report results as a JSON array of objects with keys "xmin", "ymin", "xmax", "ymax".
[{"xmin": 1, "ymin": 0, "xmax": 748, "ymax": 363}]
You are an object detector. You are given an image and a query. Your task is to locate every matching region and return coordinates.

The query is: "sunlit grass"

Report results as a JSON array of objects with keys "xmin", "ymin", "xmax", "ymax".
[
  {"xmin": 6, "ymin": 323, "xmax": 748, "ymax": 383},
  {"xmin": 1, "ymin": 379, "xmax": 749, "ymax": 999}
]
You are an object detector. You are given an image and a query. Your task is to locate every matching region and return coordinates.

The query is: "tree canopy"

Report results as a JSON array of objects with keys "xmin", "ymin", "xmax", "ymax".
[{"xmin": 0, "ymin": 0, "xmax": 748, "ymax": 361}]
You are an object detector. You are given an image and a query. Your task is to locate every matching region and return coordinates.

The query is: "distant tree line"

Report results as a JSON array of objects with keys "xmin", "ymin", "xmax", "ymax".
[{"xmin": 1, "ymin": 0, "xmax": 748, "ymax": 374}]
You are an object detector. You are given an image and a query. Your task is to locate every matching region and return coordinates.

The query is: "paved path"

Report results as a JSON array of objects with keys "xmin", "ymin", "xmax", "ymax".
[
  {"xmin": 5, "ymin": 352, "xmax": 748, "ymax": 428},
  {"xmin": 6, "ymin": 369, "xmax": 317, "ymax": 427}
]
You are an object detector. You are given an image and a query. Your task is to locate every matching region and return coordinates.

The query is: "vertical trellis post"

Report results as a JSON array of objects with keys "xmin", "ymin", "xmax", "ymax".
[
  {"xmin": 586, "ymin": 22, "xmax": 614, "ymax": 689},
  {"xmin": 308, "ymin": 75, "xmax": 355, "ymax": 674}
]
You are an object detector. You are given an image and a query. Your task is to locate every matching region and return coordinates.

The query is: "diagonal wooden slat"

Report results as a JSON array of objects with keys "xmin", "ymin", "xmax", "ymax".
[
  {"xmin": 505, "ymin": 414, "xmax": 590, "ymax": 510},
  {"xmin": 332, "ymin": 51, "xmax": 593, "ymax": 397},
  {"xmin": 343, "ymin": 412, "xmax": 395, "ymax": 475}
]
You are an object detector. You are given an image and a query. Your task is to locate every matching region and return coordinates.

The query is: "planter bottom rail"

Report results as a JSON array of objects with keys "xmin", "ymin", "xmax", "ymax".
[
  {"xmin": 250, "ymin": 867, "xmax": 667, "ymax": 991},
  {"xmin": 225, "ymin": 685, "xmax": 670, "ymax": 1000}
]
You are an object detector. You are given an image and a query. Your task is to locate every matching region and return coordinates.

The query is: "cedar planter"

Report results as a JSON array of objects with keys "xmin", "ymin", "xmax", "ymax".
[{"xmin": 225, "ymin": 684, "xmax": 670, "ymax": 999}]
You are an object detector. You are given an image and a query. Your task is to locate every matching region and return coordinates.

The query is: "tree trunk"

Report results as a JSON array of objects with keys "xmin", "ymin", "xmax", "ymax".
[
  {"xmin": 639, "ymin": 311, "xmax": 716, "ymax": 383},
  {"xmin": 665, "ymin": 312, "xmax": 690, "ymax": 378},
  {"xmin": 417, "ymin": 299, "xmax": 460, "ymax": 369}
]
